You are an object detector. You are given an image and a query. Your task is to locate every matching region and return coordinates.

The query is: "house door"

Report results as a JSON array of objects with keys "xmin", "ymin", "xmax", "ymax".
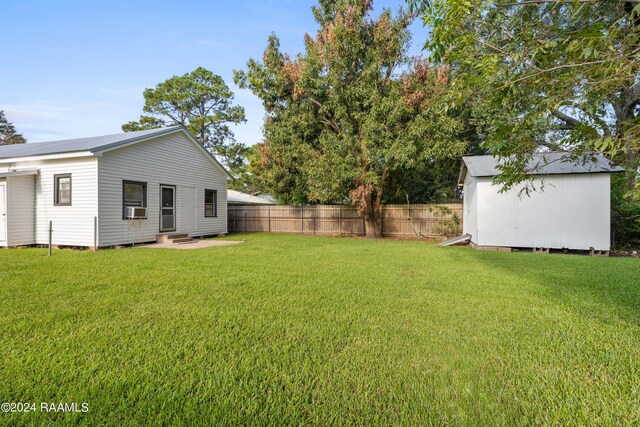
[
  {"xmin": 0, "ymin": 183, "xmax": 6, "ymax": 242},
  {"xmin": 181, "ymin": 186, "xmax": 196, "ymax": 234},
  {"xmin": 160, "ymin": 185, "xmax": 176, "ymax": 232}
]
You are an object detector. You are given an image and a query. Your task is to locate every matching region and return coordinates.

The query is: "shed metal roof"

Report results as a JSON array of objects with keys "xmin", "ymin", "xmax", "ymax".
[
  {"xmin": 461, "ymin": 152, "xmax": 624, "ymax": 182},
  {"xmin": 227, "ymin": 190, "xmax": 276, "ymax": 205},
  {"xmin": 0, "ymin": 126, "xmax": 181, "ymax": 160}
]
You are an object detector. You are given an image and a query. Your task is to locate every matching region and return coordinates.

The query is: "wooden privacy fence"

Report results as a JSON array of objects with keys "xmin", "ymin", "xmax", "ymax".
[{"xmin": 228, "ymin": 203, "xmax": 463, "ymax": 239}]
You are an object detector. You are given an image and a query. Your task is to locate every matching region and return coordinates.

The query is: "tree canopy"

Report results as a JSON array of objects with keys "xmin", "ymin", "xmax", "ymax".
[
  {"xmin": 235, "ymin": 0, "xmax": 467, "ymax": 237},
  {"xmin": 0, "ymin": 110, "xmax": 26, "ymax": 145},
  {"xmin": 122, "ymin": 67, "xmax": 249, "ymax": 180},
  {"xmin": 409, "ymin": 0, "xmax": 640, "ymax": 198}
]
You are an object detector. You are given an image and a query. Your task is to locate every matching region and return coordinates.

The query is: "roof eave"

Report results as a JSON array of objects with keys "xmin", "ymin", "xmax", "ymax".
[
  {"xmin": 0, "ymin": 150, "xmax": 95, "ymax": 163},
  {"xmin": 0, "ymin": 168, "xmax": 40, "ymax": 177}
]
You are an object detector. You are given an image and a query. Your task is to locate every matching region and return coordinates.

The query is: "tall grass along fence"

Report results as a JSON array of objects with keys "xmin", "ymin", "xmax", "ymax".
[{"xmin": 228, "ymin": 203, "xmax": 463, "ymax": 239}]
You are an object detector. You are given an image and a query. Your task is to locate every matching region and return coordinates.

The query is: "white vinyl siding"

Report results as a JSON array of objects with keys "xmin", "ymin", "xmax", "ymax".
[
  {"xmin": 97, "ymin": 132, "xmax": 228, "ymax": 246},
  {"xmin": 0, "ymin": 157, "xmax": 98, "ymax": 247},
  {"xmin": 35, "ymin": 158, "xmax": 98, "ymax": 246}
]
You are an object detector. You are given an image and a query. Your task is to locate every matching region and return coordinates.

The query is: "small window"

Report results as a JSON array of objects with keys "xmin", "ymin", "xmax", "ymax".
[
  {"xmin": 54, "ymin": 174, "xmax": 72, "ymax": 206},
  {"xmin": 204, "ymin": 189, "xmax": 217, "ymax": 217},
  {"xmin": 123, "ymin": 180, "xmax": 147, "ymax": 219}
]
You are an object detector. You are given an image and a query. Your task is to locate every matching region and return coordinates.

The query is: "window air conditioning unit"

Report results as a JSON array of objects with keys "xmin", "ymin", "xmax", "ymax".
[{"xmin": 126, "ymin": 207, "xmax": 147, "ymax": 219}]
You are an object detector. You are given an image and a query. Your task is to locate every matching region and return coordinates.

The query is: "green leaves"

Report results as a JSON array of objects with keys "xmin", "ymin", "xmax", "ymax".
[{"xmin": 121, "ymin": 116, "xmax": 165, "ymax": 132}]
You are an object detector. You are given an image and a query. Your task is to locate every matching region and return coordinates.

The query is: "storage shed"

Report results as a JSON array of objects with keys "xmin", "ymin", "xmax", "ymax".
[{"xmin": 459, "ymin": 153, "xmax": 624, "ymax": 252}]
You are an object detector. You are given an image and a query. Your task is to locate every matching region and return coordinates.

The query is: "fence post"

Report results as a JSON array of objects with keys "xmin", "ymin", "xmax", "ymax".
[
  {"xmin": 301, "ymin": 205, "xmax": 304, "ymax": 234},
  {"xmin": 244, "ymin": 212, "xmax": 247, "ymax": 232},
  {"xmin": 313, "ymin": 208, "xmax": 316, "ymax": 235},
  {"xmin": 48, "ymin": 220, "xmax": 53, "ymax": 256},
  {"xmin": 338, "ymin": 206, "xmax": 342, "ymax": 236},
  {"xmin": 268, "ymin": 206, "xmax": 271, "ymax": 233},
  {"xmin": 380, "ymin": 207, "xmax": 384, "ymax": 237},
  {"xmin": 362, "ymin": 215, "xmax": 365, "ymax": 237}
]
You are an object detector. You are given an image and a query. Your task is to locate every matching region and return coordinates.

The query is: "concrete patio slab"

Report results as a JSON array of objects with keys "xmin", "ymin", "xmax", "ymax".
[{"xmin": 137, "ymin": 240, "xmax": 243, "ymax": 250}]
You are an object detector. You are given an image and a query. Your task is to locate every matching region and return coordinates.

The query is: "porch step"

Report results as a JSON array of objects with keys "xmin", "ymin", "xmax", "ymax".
[
  {"xmin": 156, "ymin": 234, "xmax": 191, "ymax": 244},
  {"xmin": 173, "ymin": 237, "xmax": 195, "ymax": 244}
]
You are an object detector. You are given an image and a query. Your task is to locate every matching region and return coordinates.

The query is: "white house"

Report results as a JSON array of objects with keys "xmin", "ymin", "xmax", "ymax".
[
  {"xmin": 0, "ymin": 126, "xmax": 230, "ymax": 248},
  {"xmin": 459, "ymin": 153, "xmax": 624, "ymax": 252}
]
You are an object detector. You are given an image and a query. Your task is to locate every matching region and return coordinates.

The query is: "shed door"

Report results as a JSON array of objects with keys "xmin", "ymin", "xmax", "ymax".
[{"xmin": 0, "ymin": 183, "xmax": 6, "ymax": 242}]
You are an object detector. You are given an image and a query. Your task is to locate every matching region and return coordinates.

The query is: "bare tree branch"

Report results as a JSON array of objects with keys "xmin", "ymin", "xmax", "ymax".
[{"xmin": 551, "ymin": 109, "xmax": 581, "ymax": 128}]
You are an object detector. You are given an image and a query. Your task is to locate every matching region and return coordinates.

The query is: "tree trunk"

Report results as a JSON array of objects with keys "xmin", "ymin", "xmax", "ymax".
[
  {"xmin": 357, "ymin": 167, "xmax": 389, "ymax": 239},
  {"xmin": 362, "ymin": 191, "xmax": 381, "ymax": 239}
]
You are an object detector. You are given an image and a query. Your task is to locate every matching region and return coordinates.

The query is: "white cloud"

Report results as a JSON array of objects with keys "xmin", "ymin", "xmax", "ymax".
[
  {"xmin": 1, "ymin": 101, "xmax": 72, "ymax": 122},
  {"xmin": 0, "ymin": 100, "xmax": 137, "ymax": 142}
]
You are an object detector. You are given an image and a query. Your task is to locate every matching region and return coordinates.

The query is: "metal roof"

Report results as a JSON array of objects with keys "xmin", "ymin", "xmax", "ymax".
[
  {"xmin": 227, "ymin": 190, "xmax": 276, "ymax": 205},
  {"xmin": 461, "ymin": 152, "xmax": 624, "ymax": 181},
  {"xmin": 0, "ymin": 126, "xmax": 182, "ymax": 160}
]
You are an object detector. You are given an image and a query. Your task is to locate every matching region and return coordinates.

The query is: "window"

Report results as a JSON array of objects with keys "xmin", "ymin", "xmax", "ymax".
[
  {"xmin": 122, "ymin": 180, "xmax": 147, "ymax": 219},
  {"xmin": 204, "ymin": 189, "xmax": 217, "ymax": 217},
  {"xmin": 54, "ymin": 174, "xmax": 72, "ymax": 206}
]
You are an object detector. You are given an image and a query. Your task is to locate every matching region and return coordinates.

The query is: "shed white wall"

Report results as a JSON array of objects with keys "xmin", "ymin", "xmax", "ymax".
[
  {"xmin": 97, "ymin": 131, "xmax": 228, "ymax": 246},
  {"xmin": 472, "ymin": 173, "xmax": 611, "ymax": 250},
  {"xmin": 462, "ymin": 172, "xmax": 478, "ymax": 240},
  {"xmin": 0, "ymin": 158, "xmax": 98, "ymax": 247},
  {"xmin": 0, "ymin": 178, "xmax": 6, "ymax": 245},
  {"xmin": 5, "ymin": 175, "xmax": 36, "ymax": 246}
]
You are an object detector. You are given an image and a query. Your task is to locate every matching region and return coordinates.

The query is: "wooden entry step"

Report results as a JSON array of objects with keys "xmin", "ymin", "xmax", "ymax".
[{"xmin": 156, "ymin": 234, "xmax": 193, "ymax": 244}]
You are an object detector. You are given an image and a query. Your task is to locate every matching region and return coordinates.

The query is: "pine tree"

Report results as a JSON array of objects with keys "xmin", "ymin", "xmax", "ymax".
[{"xmin": 0, "ymin": 110, "xmax": 27, "ymax": 145}]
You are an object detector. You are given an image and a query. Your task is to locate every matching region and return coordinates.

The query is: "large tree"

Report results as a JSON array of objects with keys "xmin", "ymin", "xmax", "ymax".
[
  {"xmin": 409, "ymin": 0, "xmax": 640, "ymax": 198},
  {"xmin": 0, "ymin": 111, "xmax": 26, "ymax": 145},
  {"xmin": 235, "ymin": 0, "xmax": 466, "ymax": 237},
  {"xmin": 123, "ymin": 67, "xmax": 248, "ymax": 177}
]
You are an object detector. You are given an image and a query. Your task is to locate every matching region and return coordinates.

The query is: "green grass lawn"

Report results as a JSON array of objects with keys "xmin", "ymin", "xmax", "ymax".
[{"xmin": 1, "ymin": 234, "xmax": 639, "ymax": 426}]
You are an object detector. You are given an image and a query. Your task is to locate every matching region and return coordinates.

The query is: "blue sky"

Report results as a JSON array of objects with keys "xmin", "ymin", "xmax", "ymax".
[{"xmin": 1, "ymin": 0, "xmax": 427, "ymax": 144}]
